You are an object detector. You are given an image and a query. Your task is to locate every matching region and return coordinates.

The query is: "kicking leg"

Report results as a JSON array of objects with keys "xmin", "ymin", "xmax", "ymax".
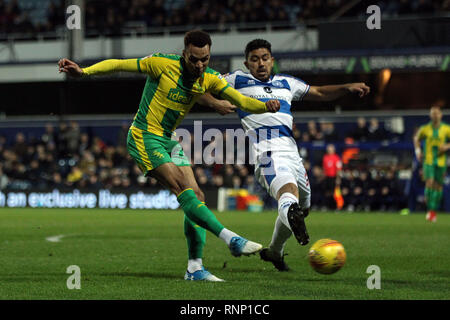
[{"xmin": 151, "ymin": 162, "xmax": 262, "ymax": 257}]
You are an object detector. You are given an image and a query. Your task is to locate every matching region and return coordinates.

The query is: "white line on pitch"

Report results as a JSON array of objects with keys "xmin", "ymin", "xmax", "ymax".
[{"xmin": 45, "ymin": 234, "xmax": 66, "ymax": 242}]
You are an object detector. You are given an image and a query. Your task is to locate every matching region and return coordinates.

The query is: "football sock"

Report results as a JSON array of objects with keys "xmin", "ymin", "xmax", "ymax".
[
  {"xmin": 430, "ymin": 189, "xmax": 443, "ymax": 211},
  {"xmin": 429, "ymin": 189, "xmax": 436, "ymax": 210},
  {"xmin": 187, "ymin": 258, "xmax": 203, "ymax": 273},
  {"xmin": 184, "ymin": 214, "xmax": 206, "ymax": 260},
  {"xmin": 425, "ymin": 187, "xmax": 432, "ymax": 210},
  {"xmin": 278, "ymin": 192, "xmax": 299, "ymax": 231},
  {"xmin": 268, "ymin": 216, "xmax": 292, "ymax": 257},
  {"xmin": 435, "ymin": 190, "xmax": 443, "ymax": 211},
  {"xmin": 177, "ymin": 188, "xmax": 224, "ymax": 237},
  {"xmin": 218, "ymin": 228, "xmax": 239, "ymax": 246}
]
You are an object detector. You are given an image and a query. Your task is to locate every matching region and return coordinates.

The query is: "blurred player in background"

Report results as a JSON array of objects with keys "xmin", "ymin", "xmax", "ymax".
[
  {"xmin": 58, "ymin": 30, "xmax": 281, "ymax": 281},
  {"xmin": 199, "ymin": 39, "xmax": 369, "ymax": 271},
  {"xmin": 413, "ymin": 105, "xmax": 450, "ymax": 222}
]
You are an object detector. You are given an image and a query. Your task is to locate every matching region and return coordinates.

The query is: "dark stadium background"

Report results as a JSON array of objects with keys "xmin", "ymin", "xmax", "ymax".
[{"xmin": 0, "ymin": 0, "xmax": 449, "ymax": 213}]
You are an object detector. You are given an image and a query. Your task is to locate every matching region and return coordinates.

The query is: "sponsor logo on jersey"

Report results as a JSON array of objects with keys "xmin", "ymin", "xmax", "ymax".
[
  {"xmin": 263, "ymin": 86, "xmax": 272, "ymax": 93},
  {"xmin": 167, "ymin": 88, "xmax": 193, "ymax": 105}
]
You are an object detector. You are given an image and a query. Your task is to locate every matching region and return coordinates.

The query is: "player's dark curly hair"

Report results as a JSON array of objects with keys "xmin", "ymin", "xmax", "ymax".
[
  {"xmin": 184, "ymin": 30, "xmax": 212, "ymax": 48},
  {"xmin": 245, "ymin": 39, "xmax": 272, "ymax": 59}
]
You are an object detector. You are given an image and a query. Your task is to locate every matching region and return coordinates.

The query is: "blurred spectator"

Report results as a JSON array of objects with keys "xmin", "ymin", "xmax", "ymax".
[
  {"xmin": 212, "ymin": 174, "xmax": 224, "ymax": 188},
  {"xmin": 292, "ymin": 123, "xmax": 302, "ymax": 143},
  {"xmin": 13, "ymin": 132, "xmax": 27, "ymax": 160},
  {"xmin": 232, "ymin": 175, "xmax": 242, "ymax": 189},
  {"xmin": 117, "ymin": 121, "xmax": 129, "ymax": 147},
  {"xmin": 79, "ymin": 133, "xmax": 91, "ymax": 155},
  {"xmin": 65, "ymin": 121, "xmax": 81, "ymax": 156},
  {"xmin": 321, "ymin": 122, "xmax": 339, "ymax": 142},
  {"xmin": 51, "ymin": 172, "xmax": 64, "ymax": 189},
  {"xmin": 322, "ymin": 144, "xmax": 342, "ymax": 209},
  {"xmin": 86, "ymin": 173, "xmax": 103, "ymax": 189},
  {"xmin": 223, "ymin": 165, "xmax": 235, "ymax": 187},
  {"xmin": 66, "ymin": 166, "xmax": 83, "ymax": 186},
  {"xmin": 305, "ymin": 120, "xmax": 323, "ymax": 141},
  {"xmin": 79, "ymin": 150, "xmax": 96, "ymax": 175},
  {"xmin": 367, "ymin": 118, "xmax": 389, "ymax": 141},
  {"xmin": 351, "ymin": 117, "xmax": 369, "ymax": 142},
  {"xmin": 310, "ymin": 165, "xmax": 326, "ymax": 210},
  {"xmin": 56, "ymin": 122, "xmax": 69, "ymax": 157},
  {"xmin": 0, "ymin": 165, "xmax": 8, "ymax": 190},
  {"xmin": 41, "ymin": 123, "xmax": 56, "ymax": 146}
]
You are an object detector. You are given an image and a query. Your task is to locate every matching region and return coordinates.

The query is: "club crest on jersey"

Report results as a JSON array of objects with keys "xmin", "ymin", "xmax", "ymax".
[{"xmin": 263, "ymin": 86, "xmax": 272, "ymax": 93}]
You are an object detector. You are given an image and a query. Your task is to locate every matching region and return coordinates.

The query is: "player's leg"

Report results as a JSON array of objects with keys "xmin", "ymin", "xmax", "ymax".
[
  {"xmin": 179, "ymin": 167, "xmax": 207, "ymax": 271},
  {"xmin": 258, "ymin": 154, "xmax": 310, "ymax": 271},
  {"xmin": 128, "ymin": 129, "xmax": 262, "ymax": 261},
  {"xmin": 423, "ymin": 164, "xmax": 435, "ymax": 220},
  {"xmin": 151, "ymin": 162, "xmax": 262, "ymax": 258},
  {"xmin": 427, "ymin": 166, "xmax": 445, "ymax": 222},
  {"xmin": 273, "ymin": 159, "xmax": 310, "ymax": 246}
]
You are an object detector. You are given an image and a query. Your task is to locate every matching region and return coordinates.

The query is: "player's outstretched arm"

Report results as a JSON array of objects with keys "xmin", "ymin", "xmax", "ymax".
[
  {"xmin": 219, "ymin": 86, "xmax": 280, "ymax": 113},
  {"xmin": 413, "ymin": 132, "xmax": 422, "ymax": 161},
  {"xmin": 58, "ymin": 58, "xmax": 83, "ymax": 77},
  {"xmin": 197, "ymin": 93, "xmax": 237, "ymax": 115},
  {"xmin": 58, "ymin": 58, "xmax": 140, "ymax": 77},
  {"xmin": 305, "ymin": 83, "xmax": 370, "ymax": 101}
]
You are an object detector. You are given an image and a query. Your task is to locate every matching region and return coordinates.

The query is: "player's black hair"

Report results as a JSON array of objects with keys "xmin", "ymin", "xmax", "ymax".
[
  {"xmin": 184, "ymin": 30, "xmax": 212, "ymax": 48},
  {"xmin": 245, "ymin": 39, "xmax": 272, "ymax": 59}
]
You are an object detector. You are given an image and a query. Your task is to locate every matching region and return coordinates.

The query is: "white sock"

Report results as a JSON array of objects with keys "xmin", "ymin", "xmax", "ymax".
[
  {"xmin": 278, "ymin": 192, "xmax": 299, "ymax": 232},
  {"xmin": 187, "ymin": 258, "xmax": 203, "ymax": 273},
  {"xmin": 219, "ymin": 228, "xmax": 239, "ymax": 246},
  {"xmin": 269, "ymin": 216, "xmax": 292, "ymax": 257}
]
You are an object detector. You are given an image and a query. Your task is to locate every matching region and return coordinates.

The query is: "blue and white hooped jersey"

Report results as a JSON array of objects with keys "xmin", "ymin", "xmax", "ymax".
[{"xmin": 224, "ymin": 70, "xmax": 310, "ymax": 161}]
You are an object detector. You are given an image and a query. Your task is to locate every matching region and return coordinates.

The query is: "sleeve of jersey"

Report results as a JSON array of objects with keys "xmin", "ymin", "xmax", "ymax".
[
  {"xmin": 136, "ymin": 56, "xmax": 162, "ymax": 78},
  {"xmin": 290, "ymin": 78, "xmax": 310, "ymax": 101},
  {"xmin": 82, "ymin": 59, "xmax": 140, "ymax": 75}
]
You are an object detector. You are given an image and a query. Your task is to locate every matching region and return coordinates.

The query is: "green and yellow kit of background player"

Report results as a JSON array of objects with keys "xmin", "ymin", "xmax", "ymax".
[
  {"xmin": 82, "ymin": 54, "xmax": 268, "ymax": 261},
  {"xmin": 82, "ymin": 53, "xmax": 268, "ymax": 176},
  {"xmin": 416, "ymin": 122, "xmax": 450, "ymax": 210}
]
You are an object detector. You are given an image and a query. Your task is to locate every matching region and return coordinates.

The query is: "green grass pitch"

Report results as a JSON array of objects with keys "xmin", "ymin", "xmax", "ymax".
[{"xmin": 0, "ymin": 208, "xmax": 448, "ymax": 300}]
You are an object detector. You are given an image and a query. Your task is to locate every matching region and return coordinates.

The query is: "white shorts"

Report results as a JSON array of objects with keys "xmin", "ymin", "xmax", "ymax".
[{"xmin": 254, "ymin": 151, "xmax": 311, "ymax": 209}]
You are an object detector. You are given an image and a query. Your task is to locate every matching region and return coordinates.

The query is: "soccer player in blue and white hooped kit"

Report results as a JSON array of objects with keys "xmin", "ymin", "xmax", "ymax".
[{"xmin": 199, "ymin": 39, "xmax": 370, "ymax": 271}]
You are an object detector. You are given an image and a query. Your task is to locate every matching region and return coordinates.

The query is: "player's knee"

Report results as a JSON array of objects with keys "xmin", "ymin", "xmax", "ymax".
[
  {"xmin": 276, "ymin": 182, "xmax": 299, "ymax": 200},
  {"xmin": 170, "ymin": 168, "xmax": 193, "ymax": 195},
  {"xmin": 434, "ymin": 182, "xmax": 443, "ymax": 191}
]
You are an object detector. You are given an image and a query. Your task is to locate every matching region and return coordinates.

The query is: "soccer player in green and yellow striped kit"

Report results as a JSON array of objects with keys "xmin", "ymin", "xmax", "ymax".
[
  {"xmin": 58, "ymin": 30, "xmax": 280, "ymax": 281},
  {"xmin": 413, "ymin": 105, "xmax": 450, "ymax": 222}
]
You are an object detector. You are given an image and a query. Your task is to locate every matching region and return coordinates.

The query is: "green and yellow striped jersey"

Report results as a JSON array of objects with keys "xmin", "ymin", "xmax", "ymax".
[
  {"xmin": 416, "ymin": 122, "xmax": 450, "ymax": 166},
  {"xmin": 82, "ymin": 53, "xmax": 268, "ymax": 137}
]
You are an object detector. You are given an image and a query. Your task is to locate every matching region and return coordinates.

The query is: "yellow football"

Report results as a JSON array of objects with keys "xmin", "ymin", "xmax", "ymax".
[{"xmin": 308, "ymin": 239, "xmax": 346, "ymax": 274}]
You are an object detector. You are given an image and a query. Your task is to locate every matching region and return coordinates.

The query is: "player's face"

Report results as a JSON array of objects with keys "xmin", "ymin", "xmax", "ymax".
[
  {"xmin": 430, "ymin": 107, "xmax": 442, "ymax": 123},
  {"xmin": 244, "ymin": 48, "xmax": 274, "ymax": 82},
  {"xmin": 183, "ymin": 44, "xmax": 210, "ymax": 78}
]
